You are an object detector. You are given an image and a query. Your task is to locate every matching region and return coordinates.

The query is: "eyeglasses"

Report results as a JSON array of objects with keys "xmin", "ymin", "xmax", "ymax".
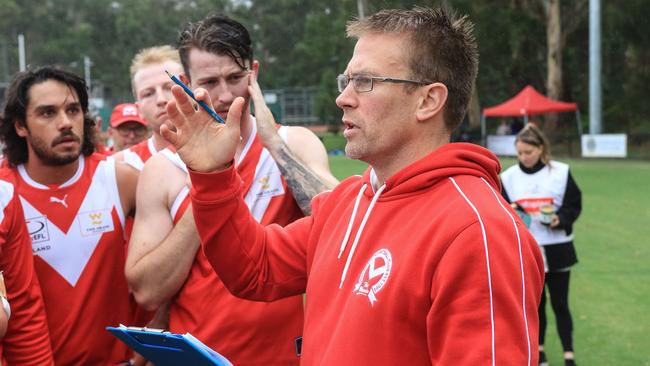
[
  {"xmin": 337, "ymin": 74, "xmax": 430, "ymax": 93},
  {"xmin": 116, "ymin": 125, "xmax": 148, "ymax": 137}
]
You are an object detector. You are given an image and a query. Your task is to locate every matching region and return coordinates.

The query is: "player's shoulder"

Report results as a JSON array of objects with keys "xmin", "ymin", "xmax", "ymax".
[
  {"xmin": 0, "ymin": 177, "xmax": 15, "ymax": 201},
  {"xmin": 285, "ymin": 125, "xmax": 319, "ymax": 140},
  {"xmin": 139, "ymin": 152, "xmax": 187, "ymax": 191},
  {"xmin": 0, "ymin": 163, "xmax": 16, "ymax": 183},
  {"xmin": 284, "ymin": 126, "xmax": 328, "ymax": 157},
  {"xmin": 143, "ymin": 151, "xmax": 180, "ymax": 173},
  {"xmin": 111, "ymin": 149, "xmax": 126, "ymax": 162},
  {"xmin": 0, "ymin": 170, "xmax": 17, "ymax": 214}
]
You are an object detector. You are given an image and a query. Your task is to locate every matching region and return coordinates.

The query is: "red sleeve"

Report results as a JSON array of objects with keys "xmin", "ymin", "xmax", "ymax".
[
  {"xmin": 427, "ymin": 222, "xmax": 544, "ymax": 365},
  {"xmin": 0, "ymin": 194, "xmax": 54, "ymax": 365},
  {"xmin": 189, "ymin": 166, "xmax": 312, "ymax": 301}
]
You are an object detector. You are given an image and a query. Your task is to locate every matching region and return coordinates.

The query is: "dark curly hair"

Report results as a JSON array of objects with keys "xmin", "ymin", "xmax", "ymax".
[
  {"xmin": 177, "ymin": 14, "xmax": 253, "ymax": 81},
  {"xmin": 0, "ymin": 66, "xmax": 96, "ymax": 166}
]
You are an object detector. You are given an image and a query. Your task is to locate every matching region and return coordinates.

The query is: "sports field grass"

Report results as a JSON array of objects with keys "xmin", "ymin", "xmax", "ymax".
[{"xmin": 328, "ymin": 155, "xmax": 650, "ymax": 365}]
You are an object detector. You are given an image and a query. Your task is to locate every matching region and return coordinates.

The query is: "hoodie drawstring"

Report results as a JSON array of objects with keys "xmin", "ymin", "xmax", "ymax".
[
  {"xmin": 338, "ymin": 183, "xmax": 386, "ymax": 289},
  {"xmin": 338, "ymin": 184, "xmax": 367, "ymax": 259}
]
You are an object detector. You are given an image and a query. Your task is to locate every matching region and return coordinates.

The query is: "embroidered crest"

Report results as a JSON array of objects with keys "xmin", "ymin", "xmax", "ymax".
[{"xmin": 353, "ymin": 248, "xmax": 392, "ymax": 306}]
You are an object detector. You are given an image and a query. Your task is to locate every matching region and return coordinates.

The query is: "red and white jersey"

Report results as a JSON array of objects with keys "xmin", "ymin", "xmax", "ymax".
[
  {"xmin": 6, "ymin": 154, "xmax": 133, "ymax": 365},
  {"xmin": 0, "ymin": 178, "xmax": 54, "ymax": 365},
  {"xmin": 118, "ymin": 137, "xmax": 158, "ymax": 238},
  {"xmin": 118, "ymin": 137, "xmax": 158, "ymax": 240},
  {"xmin": 122, "ymin": 137, "xmax": 157, "ymax": 171},
  {"xmin": 165, "ymin": 123, "xmax": 304, "ymax": 365}
]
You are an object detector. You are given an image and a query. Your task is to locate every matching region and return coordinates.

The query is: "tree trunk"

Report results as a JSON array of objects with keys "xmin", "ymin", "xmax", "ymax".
[{"xmin": 545, "ymin": 0, "xmax": 562, "ymax": 129}]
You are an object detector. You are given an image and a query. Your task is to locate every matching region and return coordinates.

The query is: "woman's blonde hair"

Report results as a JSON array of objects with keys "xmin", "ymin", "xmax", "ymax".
[{"xmin": 516, "ymin": 123, "xmax": 551, "ymax": 165}]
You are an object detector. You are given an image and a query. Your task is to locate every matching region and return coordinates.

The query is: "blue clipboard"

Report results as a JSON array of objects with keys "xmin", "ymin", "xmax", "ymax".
[{"xmin": 106, "ymin": 325, "xmax": 233, "ymax": 366}]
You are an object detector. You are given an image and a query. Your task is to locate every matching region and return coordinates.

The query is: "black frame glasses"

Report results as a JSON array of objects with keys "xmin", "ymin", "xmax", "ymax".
[
  {"xmin": 337, "ymin": 74, "xmax": 430, "ymax": 93},
  {"xmin": 115, "ymin": 124, "xmax": 148, "ymax": 137}
]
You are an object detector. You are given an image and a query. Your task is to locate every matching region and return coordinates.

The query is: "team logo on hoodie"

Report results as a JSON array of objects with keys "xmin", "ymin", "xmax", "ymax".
[{"xmin": 353, "ymin": 248, "xmax": 392, "ymax": 306}]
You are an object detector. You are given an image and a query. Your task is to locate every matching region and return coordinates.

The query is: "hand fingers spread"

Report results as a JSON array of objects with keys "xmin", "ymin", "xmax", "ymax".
[{"xmin": 171, "ymin": 85, "xmax": 198, "ymax": 117}]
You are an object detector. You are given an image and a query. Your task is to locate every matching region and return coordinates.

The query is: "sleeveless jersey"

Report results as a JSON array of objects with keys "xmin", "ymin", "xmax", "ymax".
[
  {"xmin": 165, "ymin": 123, "xmax": 304, "ymax": 365},
  {"xmin": 501, "ymin": 160, "xmax": 573, "ymax": 245},
  {"xmin": 11, "ymin": 154, "xmax": 133, "ymax": 365},
  {"xmin": 122, "ymin": 137, "xmax": 157, "ymax": 171}
]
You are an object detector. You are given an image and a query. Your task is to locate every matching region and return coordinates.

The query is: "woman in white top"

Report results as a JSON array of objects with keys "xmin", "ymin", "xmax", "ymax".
[{"xmin": 500, "ymin": 123, "xmax": 582, "ymax": 366}]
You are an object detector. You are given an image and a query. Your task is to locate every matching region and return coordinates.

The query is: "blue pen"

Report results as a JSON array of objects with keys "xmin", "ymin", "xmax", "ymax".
[{"xmin": 165, "ymin": 70, "xmax": 226, "ymax": 124}]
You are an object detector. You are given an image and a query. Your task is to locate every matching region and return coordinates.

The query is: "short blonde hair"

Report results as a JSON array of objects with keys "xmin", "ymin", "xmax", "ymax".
[{"xmin": 130, "ymin": 45, "xmax": 180, "ymax": 98}]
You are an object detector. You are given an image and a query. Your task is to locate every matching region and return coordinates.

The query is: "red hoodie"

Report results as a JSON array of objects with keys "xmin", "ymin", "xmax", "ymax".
[{"xmin": 189, "ymin": 143, "xmax": 545, "ymax": 365}]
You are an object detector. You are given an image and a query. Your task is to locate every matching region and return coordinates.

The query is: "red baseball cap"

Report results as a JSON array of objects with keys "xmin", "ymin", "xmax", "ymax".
[{"xmin": 109, "ymin": 103, "xmax": 148, "ymax": 128}]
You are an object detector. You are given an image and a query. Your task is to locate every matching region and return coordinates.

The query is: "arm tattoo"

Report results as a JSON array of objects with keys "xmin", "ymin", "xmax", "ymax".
[{"xmin": 273, "ymin": 141, "xmax": 333, "ymax": 215}]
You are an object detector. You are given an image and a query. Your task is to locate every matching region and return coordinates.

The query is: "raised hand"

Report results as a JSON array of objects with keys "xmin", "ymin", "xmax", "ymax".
[
  {"xmin": 161, "ymin": 85, "xmax": 244, "ymax": 172},
  {"xmin": 248, "ymin": 71, "xmax": 282, "ymax": 149}
]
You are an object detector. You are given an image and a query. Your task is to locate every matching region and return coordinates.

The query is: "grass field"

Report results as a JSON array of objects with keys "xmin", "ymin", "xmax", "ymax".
[{"xmin": 328, "ymin": 155, "xmax": 650, "ymax": 365}]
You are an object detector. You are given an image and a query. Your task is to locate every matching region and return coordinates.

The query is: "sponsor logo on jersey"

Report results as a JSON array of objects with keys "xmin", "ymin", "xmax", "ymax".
[
  {"xmin": 515, "ymin": 197, "xmax": 554, "ymax": 214},
  {"xmin": 27, "ymin": 216, "xmax": 51, "ymax": 251},
  {"xmin": 78, "ymin": 209, "xmax": 114, "ymax": 236},
  {"xmin": 259, "ymin": 176, "xmax": 271, "ymax": 190},
  {"xmin": 255, "ymin": 174, "xmax": 283, "ymax": 199},
  {"xmin": 49, "ymin": 194, "xmax": 68, "ymax": 208},
  {"xmin": 353, "ymin": 248, "xmax": 393, "ymax": 307}
]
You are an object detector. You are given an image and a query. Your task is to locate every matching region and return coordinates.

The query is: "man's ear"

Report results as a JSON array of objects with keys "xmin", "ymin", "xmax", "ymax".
[
  {"xmin": 250, "ymin": 60, "xmax": 260, "ymax": 78},
  {"xmin": 416, "ymin": 82, "xmax": 448, "ymax": 122},
  {"xmin": 179, "ymin": 73, "xmax": 190, "ymax": 86},
  {"xmin": 14, "ymin": 121, "xmax": 28, "ymax": 138}
]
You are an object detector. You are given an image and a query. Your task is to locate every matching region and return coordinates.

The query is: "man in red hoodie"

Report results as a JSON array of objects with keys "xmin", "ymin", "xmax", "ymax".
[{"xmin": 162, "ymin": 6, "xmax": 545, "ymax": 365}]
